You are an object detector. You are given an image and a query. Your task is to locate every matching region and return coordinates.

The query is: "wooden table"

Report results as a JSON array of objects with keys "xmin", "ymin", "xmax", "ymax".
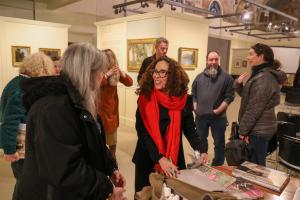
[{"xmin": 215, "ymin": 166, "xmax": 300, "ymax": 200}]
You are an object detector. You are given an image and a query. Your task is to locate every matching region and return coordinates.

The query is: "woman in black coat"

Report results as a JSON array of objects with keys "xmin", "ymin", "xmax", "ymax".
[
  {"xmin": 132, "ymin": 56, "xmax": 208, "ymax": 192},
  {"xmin": 19, "ymin": 43, "xmax": 126, "ymax": 200}
]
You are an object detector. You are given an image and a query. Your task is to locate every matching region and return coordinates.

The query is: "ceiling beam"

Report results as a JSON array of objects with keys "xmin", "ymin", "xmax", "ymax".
[
  {"xmin": 245, "ymin": 0, "xmax": 298, "ymax": 22},
  {"xmin": 206, "ymin": 13, "xmax": 241, "ymax": 19}
]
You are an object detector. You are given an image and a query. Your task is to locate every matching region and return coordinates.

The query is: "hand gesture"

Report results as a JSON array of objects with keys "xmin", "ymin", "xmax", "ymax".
[
  {"xmin": 236, "ymin": 72, "xmax": 249, "ymax": 84},
  {"xmin": 106, "ymin": 66, "xmax": 120, "ymax": 78},
  {"xmin": 110, "ymin": 170, "xmax": 126, "ymax": 188},
  {"xmin": 158, "ymin": 157, "xmax": 179, "ymax": 178},
  {"xmin": 235, "ymin": 72, "xmax": 249, "ymax": 84},
  {"xmin": 4, "ymin": 152, "xmax": 19, "ymax": 162},
  {"xmin": 109, "ymin": 187, "xmax": 127, "ymax": 200}
]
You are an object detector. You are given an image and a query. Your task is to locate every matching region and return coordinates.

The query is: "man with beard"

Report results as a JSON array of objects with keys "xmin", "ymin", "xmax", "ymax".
[{"xmin": 192, "ymin": 51, "xmax": 235, "ymax": 166}]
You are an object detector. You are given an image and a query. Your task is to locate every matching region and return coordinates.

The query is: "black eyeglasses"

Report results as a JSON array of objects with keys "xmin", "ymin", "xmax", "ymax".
[{"xmin": 152, "ymin": 69, "xmax": 168, "ymax": 78}]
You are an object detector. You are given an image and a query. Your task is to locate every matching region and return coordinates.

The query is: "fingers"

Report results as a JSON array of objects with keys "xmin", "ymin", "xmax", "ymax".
[
  {"xmin": 4, "ymin": 153, "xmax": 19, "ymax": 162},
  {"xmin": 164, "ymin": 165, "xmax": 179, "ymax": 178}
]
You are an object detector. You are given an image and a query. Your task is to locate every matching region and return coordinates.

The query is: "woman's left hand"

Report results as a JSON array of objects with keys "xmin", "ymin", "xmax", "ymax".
[
  {"xmin": 196, "ymin": 153, "xmax": 209, "ymax": 165},
  {"xmin": 110, "ymin": 170, "xmax": 126, "ymax": 188}
]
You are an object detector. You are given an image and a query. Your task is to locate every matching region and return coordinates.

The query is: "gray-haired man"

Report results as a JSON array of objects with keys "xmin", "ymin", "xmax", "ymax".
[{"xmin": 137, "ymin": 37, "xmax": 169, "ymax": 82}]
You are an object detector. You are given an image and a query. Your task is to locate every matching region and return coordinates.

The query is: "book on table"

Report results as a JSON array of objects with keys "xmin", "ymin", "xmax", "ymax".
[
  {"xmin": 176, "ymin": 164, "xmax": 263, "ymax": 199},
  {"xmin": 232, "ymin": 161, "xmax": 290, "ymax": 192}
]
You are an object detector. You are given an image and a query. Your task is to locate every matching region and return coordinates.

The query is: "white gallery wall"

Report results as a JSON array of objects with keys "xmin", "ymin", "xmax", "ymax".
[
  {"xmin": 95, "ymin": 11, "xmax": 209, "ymax": 127},
  {"xmin": 0, "ymin": 16, "xmax": 69, "ymax": 93}
]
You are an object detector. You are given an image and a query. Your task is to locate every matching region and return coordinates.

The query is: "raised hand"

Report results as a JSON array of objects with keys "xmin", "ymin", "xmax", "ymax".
[{"xmin": 236, "ymin": 72, "xmax": 249, "ymax": 84}]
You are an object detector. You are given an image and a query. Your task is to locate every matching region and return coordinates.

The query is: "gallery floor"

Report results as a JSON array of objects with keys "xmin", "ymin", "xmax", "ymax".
[{"xmin": 0, "ymin": 95, "xmax": 299, "ymax": 199}]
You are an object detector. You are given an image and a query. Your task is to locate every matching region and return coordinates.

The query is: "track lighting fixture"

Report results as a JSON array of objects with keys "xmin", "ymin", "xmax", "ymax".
[
  {"xmin": 157, "ymin": 0, "xmax": 164, "ymax": 8},
  {"xmin": 141, "ymin": 1, "xmax": 149, "ymax": 8}
]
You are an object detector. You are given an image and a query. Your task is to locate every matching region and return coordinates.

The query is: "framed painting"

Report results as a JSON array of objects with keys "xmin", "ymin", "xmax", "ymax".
[
  {"xmin": 39, "ymin": 48, "xmax": 61, "ymax": 58},
  {"xmin": 242, "ymin": 60, "xmax": 248, "ymax": 68},
  {"xmin": 11, "ymin": 46, "xmax": 31, "ymax": 67},
  {"xmin": 178, "ymin": 47, "xmax": 198, "ymax": 70},
  {"xmin": 127, "ymin": 38, "xmax": 156, "ymax": 72},
  {"xmin": 233, "ymin": 59, "xmax": 241, "ymax": 68}
]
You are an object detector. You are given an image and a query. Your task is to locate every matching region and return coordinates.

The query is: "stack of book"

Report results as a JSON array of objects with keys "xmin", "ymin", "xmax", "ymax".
[
  {"xmin": 232, "ymin": 161, "xmax": 290, "ymax": 192},
  {"xmin": 177, "ymin": 164, "xmax": 264, "ymax": 199}
]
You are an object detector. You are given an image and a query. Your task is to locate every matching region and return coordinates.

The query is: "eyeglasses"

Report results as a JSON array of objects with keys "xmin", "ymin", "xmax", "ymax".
[{"xmin": 152, "ymin": 69, "xmax": 168, "ymax": 78}]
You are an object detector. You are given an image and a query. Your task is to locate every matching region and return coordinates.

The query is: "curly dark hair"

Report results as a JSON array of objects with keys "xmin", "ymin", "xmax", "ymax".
[{"xmin": 136, "ymin": 56, "xmax": 189, "ymax": 98}]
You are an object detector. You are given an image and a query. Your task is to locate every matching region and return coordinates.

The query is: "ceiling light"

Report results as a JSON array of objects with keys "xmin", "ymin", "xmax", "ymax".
[{"xmin": 240, "ymin": 10, "xmax": 254, "ymax": 24}]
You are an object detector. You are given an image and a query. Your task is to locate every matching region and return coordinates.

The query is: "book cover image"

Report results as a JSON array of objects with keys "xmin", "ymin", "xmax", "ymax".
[
  {"xmin": 226, "ymin": 177, "xmax": 264, "ymax": 199},
  {"xmin": 232, "ymin": 161, "xmax": 289, "ymax": 192},
  {"xmin": 196, "ymin": 165, "xmax": 236, "ymax": 188}
]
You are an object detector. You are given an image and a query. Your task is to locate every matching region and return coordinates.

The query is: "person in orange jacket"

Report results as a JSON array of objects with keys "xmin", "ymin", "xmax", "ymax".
[{"xmin": 98, "ymin": 49, "xmax": 133, "ymax": 159}]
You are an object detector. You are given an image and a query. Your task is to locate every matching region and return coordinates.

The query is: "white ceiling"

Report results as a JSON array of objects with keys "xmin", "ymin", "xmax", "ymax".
[{"xmin": 0, "ymin": 0, "xmax": 161, "ymax": 35}]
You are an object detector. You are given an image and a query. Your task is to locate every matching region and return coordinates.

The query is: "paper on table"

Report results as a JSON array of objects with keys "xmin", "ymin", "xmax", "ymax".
[{"xmin": 176, "ymin": 169, "xmax": 225, "ymax": 192}]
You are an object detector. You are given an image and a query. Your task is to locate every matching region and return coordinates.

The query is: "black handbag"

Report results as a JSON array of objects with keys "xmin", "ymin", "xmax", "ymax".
[{"xmin": 225, "ymin": 139, "xmax": 257, "ymax": 166}]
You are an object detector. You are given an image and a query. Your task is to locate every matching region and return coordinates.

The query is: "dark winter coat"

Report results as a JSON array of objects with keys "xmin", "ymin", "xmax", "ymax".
[
  {"xmin": 19, "ymin": 75, "xmax": 117, "ymax": 200},
  {"xmin": 236, "ymin": 63, "xmax": 286, "ymax": 136},
  {"xmin": 132, "ymin": 95, "xmax": 206, "ymax": 172}
]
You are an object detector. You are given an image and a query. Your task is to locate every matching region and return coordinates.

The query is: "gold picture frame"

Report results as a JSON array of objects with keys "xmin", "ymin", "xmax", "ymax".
[
  {"xmin": 11, "ymin": 46, "xmax": 31, "ymax": 67},
  {"xmin": 39, "ymin": 48, "xmax": 61, "ymax": 58},
  {"xmin": 178, "ymin": 47, "xmax": 198, "ymax": 70},
  {"xmin": 127, "ymin": 38, "xmax": 156, "ymax": 72}
]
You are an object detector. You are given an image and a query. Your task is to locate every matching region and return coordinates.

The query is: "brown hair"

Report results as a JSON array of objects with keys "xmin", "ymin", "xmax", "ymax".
[
  {"xmin": 251, "ymin": 43, "xmax": 281, "ymax": 69},
  {"xmin": 136, "ymin": 56, "xmax": 189, "ymax": 98},
  {"xmin": 155, "ymin": 37, "xmax": 169, "ymax": 48}
]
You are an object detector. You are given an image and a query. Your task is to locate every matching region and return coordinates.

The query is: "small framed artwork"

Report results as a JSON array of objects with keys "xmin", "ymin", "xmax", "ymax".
[
  {"xmin": 39, "ymin": 48, "xmax": 61, "ymax": 58},
  {"xmin": 178, "ymin": 47, "xmax": 198, "ymax": 70},
  {"xmin": 242, "ymin": 60, "xmax": 248, "ymax": 68},
  {"xmin": 233, "ymin": 59, "xmax": 242, "ymax": 68},
  {"xmin": 11, "ymin": 46, "xmax": 31, "ymax": 67},
  {"xmin": 127, "ymin": 38, "xmax": 156, "ymax": 72}
]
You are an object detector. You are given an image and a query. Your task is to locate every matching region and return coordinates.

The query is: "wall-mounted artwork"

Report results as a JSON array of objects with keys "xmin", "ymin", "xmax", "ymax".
[
  {"xmin": 39, "ymin": 48, "xmax": 61, "ymax": 58},
  {"xmin": 178, "ymin": 47, "xmax": 198, "ymax": 70},
  {"xmin": 231, "ymin": 48, "xmax": 249, "ymax": 75},
  {"xmin": 242, "ymin": 60, "xmax": 248, "ymax": 68},
  {"xmin": 11, "ymin": 46, "xmax": 31, "ymax": 67},
  {"xmin": 127, "ymin": 38, "xmax": 156, "ymax": 72},
  {"xmin": 233, "ymin": 59, "xmax": 241, "ymax": 68}
]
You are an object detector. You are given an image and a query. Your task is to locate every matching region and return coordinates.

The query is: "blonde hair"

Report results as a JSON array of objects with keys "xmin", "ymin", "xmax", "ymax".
[
  {"xmin": 62, "ymin": 42, "xmax": 107, "ymax": 119},
  {"xmin": 19, "ymin": 52, "xmax": 55, "ymax": 77},
  {"xmin": 103, "ymin": 49, "xmax": 120, "ymax": 86}
]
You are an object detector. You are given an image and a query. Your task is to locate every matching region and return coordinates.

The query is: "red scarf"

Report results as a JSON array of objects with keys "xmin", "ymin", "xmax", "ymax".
[{"xmin": 138, "ymin": 88, "xmax": 187, "ymax": 172}]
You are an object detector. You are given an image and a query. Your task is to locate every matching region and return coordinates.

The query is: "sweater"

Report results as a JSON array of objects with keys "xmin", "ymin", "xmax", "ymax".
[{"xmin": 192, "ymin": 68, "xmax": 235, "ymax": 117}]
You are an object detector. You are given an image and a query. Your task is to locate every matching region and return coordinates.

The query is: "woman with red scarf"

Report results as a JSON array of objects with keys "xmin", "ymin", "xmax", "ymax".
[{"xmin": 132, "ymin": 56, "xmax": 209, "ymax": 193}]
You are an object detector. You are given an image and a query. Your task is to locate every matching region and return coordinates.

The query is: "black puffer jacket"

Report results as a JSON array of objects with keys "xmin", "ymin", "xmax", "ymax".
[
  {"xmin": 236, "ymin": 63, "xmax": 286, "ymax": 136},
  {"xmin": 19, "ymin": 75, "xmax": 117, "ymax": 200}
]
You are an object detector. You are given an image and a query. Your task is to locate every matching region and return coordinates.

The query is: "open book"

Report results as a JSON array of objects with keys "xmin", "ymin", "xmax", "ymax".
[{"xmin": 232, "ymin": 161, "xmax": 290, "ymax": 192}]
